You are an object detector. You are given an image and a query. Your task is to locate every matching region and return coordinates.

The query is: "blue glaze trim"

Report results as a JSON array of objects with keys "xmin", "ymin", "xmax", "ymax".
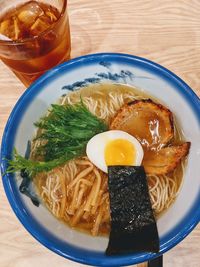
[
  {"xmin": 62, "ymin": 77, "xmax": 101, "ymax": 90},
  {"xmin": 99, "ymin": 61, "xmax": 112, "ymax": 69},
  {"xmin": 61, "ymin": 69, "xmax": 135, "ymax": 91},
  {"xmin": 1, "ymin": 53, "xmax": 200, "ymax": 267}
]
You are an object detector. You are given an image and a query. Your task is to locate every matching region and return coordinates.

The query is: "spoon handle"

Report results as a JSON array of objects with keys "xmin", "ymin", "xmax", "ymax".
[{"xmin": 148, "ymin": 255, "xmax": 163, "ymax": 267}]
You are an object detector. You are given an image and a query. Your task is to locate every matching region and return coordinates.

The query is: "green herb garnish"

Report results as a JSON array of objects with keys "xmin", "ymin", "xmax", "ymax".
[{"xmin": 6, "ymin": 101, "xmax": 108, "ymax": 177}]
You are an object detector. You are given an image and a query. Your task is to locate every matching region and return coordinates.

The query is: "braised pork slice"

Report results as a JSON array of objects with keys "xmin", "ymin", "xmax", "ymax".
[
  {"xmin": 143, "ymin": 142, "xmax": 190, "ymax": 175},
  {"xmin": 110, "ymin": 99, "xmax": 174, "ymax": 150},
  {"xmin": 110, "ymin": 99, "xmax": 190, "ymax": 175}
]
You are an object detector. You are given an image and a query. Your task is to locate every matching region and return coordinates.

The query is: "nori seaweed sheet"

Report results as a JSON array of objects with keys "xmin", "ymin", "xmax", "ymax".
[{"xmin": 106, "ymin": 166, "xmax": 159, "ymax": 255}]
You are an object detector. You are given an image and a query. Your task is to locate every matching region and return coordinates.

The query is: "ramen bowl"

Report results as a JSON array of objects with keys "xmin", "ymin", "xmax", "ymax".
[{"xmin": 1, "ymin": 53, "xmax": 200, "ymax": 266}]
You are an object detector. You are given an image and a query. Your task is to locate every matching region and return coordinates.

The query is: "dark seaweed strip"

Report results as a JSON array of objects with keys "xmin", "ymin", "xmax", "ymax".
[
  {"xmin": 19, "ymin": 141, "xmax": 40, "ymax": 207},
  {"xmin": 20, "ymin": 169, "xmax": 40, "ymax": 207},
  {"xmin": 106, "ymin": 166, "xmax": 159, "ymax": 255}
]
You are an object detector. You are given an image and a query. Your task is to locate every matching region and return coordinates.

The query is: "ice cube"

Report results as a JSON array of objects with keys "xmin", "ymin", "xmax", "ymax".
[
  {"xmin": 30, "ymin": 17, "xmax": 50, "ymax": 36},
  {"xmin": 0, "ymin": 19, "xmax": 10, "ymax": 37},
  {"xmin": 13, "ymin": 17, "xmax": 20, "ymax": 39},
  {"xmin": 0, "ymin": 18, "xmax": 18, "ymax": 40},
  {"xmin": 45, "ymin": 11, "xmax": 57, "ymax": 22},
  {"xmin": 18, "ymin": 1, "xmax": 44, "ymax": 25}
]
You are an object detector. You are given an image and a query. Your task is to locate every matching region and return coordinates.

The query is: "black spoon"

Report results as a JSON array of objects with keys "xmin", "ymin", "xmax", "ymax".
[{"xmin": 148, "ymin": 255, "xmax": 163, "ymax": 267}]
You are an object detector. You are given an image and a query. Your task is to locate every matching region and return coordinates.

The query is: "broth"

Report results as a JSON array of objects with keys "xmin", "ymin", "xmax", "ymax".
[{"xmin": 33, "ymin": 83, "xmax": 186, "ymax": 236}]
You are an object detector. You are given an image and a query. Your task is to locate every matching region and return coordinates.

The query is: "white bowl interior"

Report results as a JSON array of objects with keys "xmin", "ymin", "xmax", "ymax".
[{"xmin": 13, "ymin": 60, "xmax": 200, "ymax": 252}]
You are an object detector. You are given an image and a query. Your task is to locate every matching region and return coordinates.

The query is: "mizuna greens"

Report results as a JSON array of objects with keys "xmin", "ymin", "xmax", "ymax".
[{"xmin": 6, "ymin": 101, "xmax": 108, "ymax": 177}]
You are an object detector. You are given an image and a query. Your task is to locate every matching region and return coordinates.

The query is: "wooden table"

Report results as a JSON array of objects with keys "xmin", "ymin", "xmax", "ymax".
[{"xmin": 0, "ymin": 0, "xmax": 199, "ymax": 266}]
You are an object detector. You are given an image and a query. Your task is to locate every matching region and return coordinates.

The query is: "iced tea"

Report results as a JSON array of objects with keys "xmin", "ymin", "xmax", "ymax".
[{"xmin": 0, "ymin": 0, "xmax": 70, "ymax": 86}]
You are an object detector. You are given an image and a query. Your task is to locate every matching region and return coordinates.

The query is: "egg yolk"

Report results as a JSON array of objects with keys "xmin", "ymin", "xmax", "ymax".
[{"xmin": 104, "ymin": 139, "xmax": 136, "ymax": 166}]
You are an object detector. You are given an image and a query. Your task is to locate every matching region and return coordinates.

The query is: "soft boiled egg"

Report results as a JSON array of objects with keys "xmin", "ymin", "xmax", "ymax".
[{"xmin": 86, "ymin": 130, "xmax": 144, "ymax": 173}]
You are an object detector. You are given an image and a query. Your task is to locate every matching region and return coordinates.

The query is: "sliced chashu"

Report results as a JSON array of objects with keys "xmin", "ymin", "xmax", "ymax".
[
  {"xmin": 143, "ymin": 142, "xmax": 190, "ymax": 175},
  {"xmin": 110, "ymin": 99, "xmax": 190, "ymax": 175},
  {"xmin": 110, "ymin": 99, "xmax": 174, "ymax": 149}
]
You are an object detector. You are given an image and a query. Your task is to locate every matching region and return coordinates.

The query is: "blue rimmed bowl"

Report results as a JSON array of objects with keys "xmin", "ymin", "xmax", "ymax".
[{"xmin": 1, "ymin": 53, "xmax": 200, "ymax": 267}]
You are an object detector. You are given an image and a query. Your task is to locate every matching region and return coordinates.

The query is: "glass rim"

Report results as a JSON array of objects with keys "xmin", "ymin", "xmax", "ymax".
[{"xmin": 0, "ymin": 0, "xmax": 67, "ymax": 46}]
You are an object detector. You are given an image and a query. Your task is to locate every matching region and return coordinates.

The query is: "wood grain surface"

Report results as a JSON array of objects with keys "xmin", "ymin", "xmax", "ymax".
[{"xmin": 0, "ymin": 0, "xmax": 199, "ymax": 266}]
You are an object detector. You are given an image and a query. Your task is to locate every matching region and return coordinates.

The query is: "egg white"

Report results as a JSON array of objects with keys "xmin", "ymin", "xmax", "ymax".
[{"xmin": 86, "ymin": 130, "xmax": 144, "ymax": 173}]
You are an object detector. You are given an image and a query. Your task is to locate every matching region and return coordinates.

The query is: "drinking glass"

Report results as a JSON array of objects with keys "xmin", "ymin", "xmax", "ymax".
[{"xmin": 0, "ymin": 0, "xmax": 71, "ymax": 86}]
